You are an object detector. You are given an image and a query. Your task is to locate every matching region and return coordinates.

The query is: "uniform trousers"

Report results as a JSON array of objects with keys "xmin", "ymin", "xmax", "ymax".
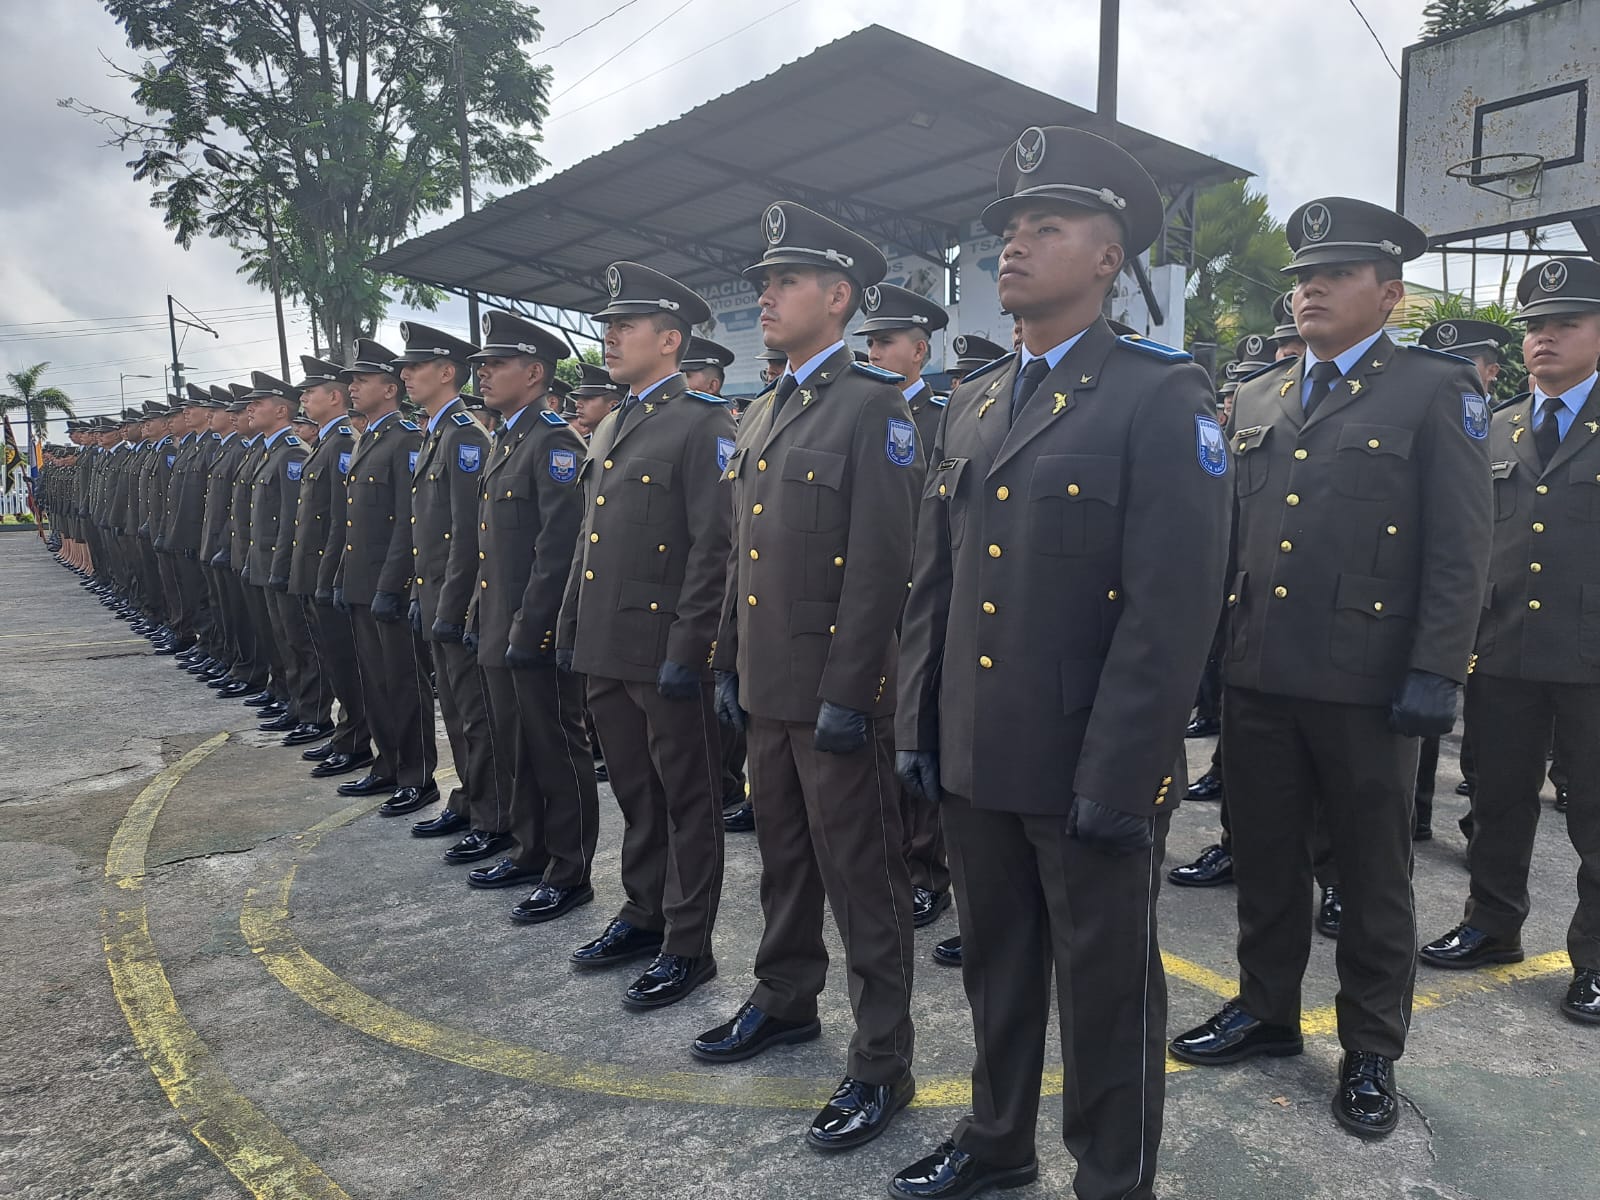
[
  {"xmin": 1224, "ymin": 686, "xmax": 1419, "ymax": 1058},
  {"xmin": 480, "ymin": 663, "xmax": 596, "ymax": 884},
  {"xmin": 902, "ymin": 784, "xmax": 949, "ymax": 896},
  {"xmin": 240, "ymin": 579, "xmax": 285, "ymax": 696},
  {"xmin": 221, "ymin": 568, "xmax": 267, "ymax": 689},
  {"xmin": 431, "ymin": 637, "xmax": 499, "ymax": 825},
  {"xmin": 139, "ymin": 541, "xmax": 166, "ymax": 621},
  {"xmin": 199, "ymin": 563, "xmax": 229, "ymax": 661},
  {"xmin": 157, "ymin": 549, "xmax": 186, "ymax": 634},
  {"xmin": 309, "ymin": 601, "xmax": 369, "ymax": 755},
  {"xmin": 266, "ymin": 587, "xmax": 330, "ymax": 725},
  {"xmin": 746, "ymin": 714, "xmax": 914, "ymax": 1085},
  {"xmin": 945, "ymin": 794, "xmax": 1168, "ymax": 1200},
  {"xmin": 587, "ymin": 675, "xmax": 724, "ymax": 958},
  {"xmin": 175, "ymin": 554, "xmax": 212, "ymax": 647},
  {"xmin": 1463, "ymin": 674, "xmax": 1600, "ymax": 969},
  {"xmin": 349, "ymin": 604, "xmax": 436, "ymax": 788},
  {"xmin": 719, "ymin": 722, "xmax": 748, "ymax": 806}
]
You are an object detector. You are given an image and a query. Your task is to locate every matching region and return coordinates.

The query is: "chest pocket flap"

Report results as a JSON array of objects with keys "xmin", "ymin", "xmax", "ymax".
[
  {"xmin": 1337, "ymin": 424, "xmax": 1414, "ymax": 459},
  {"xmin": 623, "ymin": 458, "xmax": 674, "ymax": 489},
  {"xmin": 1234, "ymin": 425, "xmax": 1270, "ymax": 455},
  {"xmin": 1491, "ymin": 460, "xmax": 1515, "ymax": 481},
  {"xmin": 1029, "ymin": 453, "xmax": 1122, "ymax": 505},
  {"xmin": 782, "ymin": 447, "xmax": 846, "ymax": 490},
  {"xmin": 927, "ymin": 457, "xmax": 968, "ymax": 501}
]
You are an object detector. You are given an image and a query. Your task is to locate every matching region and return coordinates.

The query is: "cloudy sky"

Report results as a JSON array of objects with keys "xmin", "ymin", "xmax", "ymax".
[{"xmin": 0, "ymin": 0, "xmax": 1497, "ymax": 426}]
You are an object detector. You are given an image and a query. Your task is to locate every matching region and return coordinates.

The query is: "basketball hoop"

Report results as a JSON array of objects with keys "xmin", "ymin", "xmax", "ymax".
[{"xmin": 1445, "ymin": 153, "xmax": 1546, "ymax": 202}]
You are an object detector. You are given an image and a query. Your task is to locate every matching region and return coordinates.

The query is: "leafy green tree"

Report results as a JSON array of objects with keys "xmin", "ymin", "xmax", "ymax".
[
  {"xmin": 555, "ymin": 345, "xmax": 604, "ymax": 389},
  {"xmin": 0, "ymin": 363, "xmax": 75, "ymax": 442},
  {"xmin": 1421, "ymin": 0, "xmax": 1510, "ymax": 37},
  {"xmin": 65, "ymin": 0, "xmax": 552, "ymax": 360},
  {"xmin": 1402, "ymin": 295, "xmax": 1526, "ymax": 402},
  {"xmin": 1184, "ymin": 180, "xmax": 1292, "ymax": 349}
]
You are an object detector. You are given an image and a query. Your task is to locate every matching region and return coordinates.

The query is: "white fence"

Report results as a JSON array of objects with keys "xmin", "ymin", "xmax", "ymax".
[{"xmin": 1, "ymin": 468, "xmax": 33, "ymax": 518}]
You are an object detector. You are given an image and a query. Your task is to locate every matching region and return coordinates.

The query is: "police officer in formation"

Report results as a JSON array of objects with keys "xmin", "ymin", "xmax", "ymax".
[{"xmin": 50, "ymin": 122, "xmax": 1600, "ymax": 1200}]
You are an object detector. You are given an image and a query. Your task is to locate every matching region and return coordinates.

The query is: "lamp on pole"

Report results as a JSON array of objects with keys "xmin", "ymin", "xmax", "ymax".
[{"xmin": 120, "ymin": 373, "xmax": 155, "ymax": 408}]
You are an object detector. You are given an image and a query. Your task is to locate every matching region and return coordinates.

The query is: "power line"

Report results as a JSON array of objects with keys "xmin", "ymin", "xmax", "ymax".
[
  {"xmin": 549, "ymin": 0, "xmax": 700, "ymax": 102},
  {"xmin": 0, "ymin": 310, "xmax": 300, "ymax": 344},
  {"xmin": 1344, "ymin": 0, "xmax": 1400, "ymax": 79},
  {"xmin": 532, "ymin": 0, "xmax": 647, "ymax": 58},
  {"xmin": 0, "ymin": 303, "xmax": 277, "ymax": 333}
]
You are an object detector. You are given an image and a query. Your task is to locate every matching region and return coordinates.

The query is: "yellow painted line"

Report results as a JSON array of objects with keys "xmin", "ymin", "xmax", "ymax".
[
  {"xmin": 103, "ymin": 732, "xmax": 352, "ymax": 1200},
  {"xmin": 1162, "ymin": 952, "xmax": 1236, "ymax": 1000},
  {"xmin": 41, "ymin": 638, "xmax": 148, "ymax": 650}
]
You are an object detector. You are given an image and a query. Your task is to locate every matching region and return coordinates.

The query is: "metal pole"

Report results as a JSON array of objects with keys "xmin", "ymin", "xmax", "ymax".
[
  {"xmin": 262, "ymin": 196, "xmax": 292, "ymax": 380},
  {"xmin": 1098, "ymin": 0, "xmax": 1120, "ymax": 123},
  {"xmin": 167, "ymin": 294, "xmax": 184, "ymax": 395},
  {"xmin": 454, "ymin": 42, "xmax": 480, "ymax": 338}
]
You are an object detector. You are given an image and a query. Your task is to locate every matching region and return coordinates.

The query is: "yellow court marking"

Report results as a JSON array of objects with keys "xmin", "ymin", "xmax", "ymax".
[{"xmin": 103, "ymin": 732, "xmax": 353, "ymax": 1200}]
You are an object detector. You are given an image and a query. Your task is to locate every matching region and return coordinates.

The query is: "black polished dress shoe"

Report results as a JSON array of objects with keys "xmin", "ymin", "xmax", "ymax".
[
  {"xmin": 335, "ymin": 771, "xmax": 396, "ymax": 797},
  {"xmin": 511, "ymin": 881, "xmax": 595, "ymax": 924},
  {"xmin": 1555, "ymin": 787, "xmax": 1570, "ymax": 813},
  {"xmin": 691, "ymin": 1002, "xmax": 821, "ymax": 1063},
  {"xmin": 1169, "ymin": 1002, "xmax": 1303, "ymax": 1065},
  {"xmin": 1413, "ymin": 821, "xmax": 1433, "ymax": 841},
  {"xmin": 1333, "ymin": 1051, "xmax": 1398, "ymax": 1138},
  {"xmin": 1186, "ymin": 771, "xmax": 1223, "ymax": 802},
  {"xmin": 282, "ymin": 722, "xmax": 333, "ymax": 747},
  {"xmin": 206, "ymin": 673, "xmax": 236, "ymax": 688},
  {"xmin": 1561, "ymin": 968, "xmax": 1600, "ymax": 1024},
  {"xmin": 1168, "ymin": 843, "xmax": 1232, "ymax": 887},
  {"xmin": 1185, "ymin": 715, "xmax": 1221, "ymax": 738},
  {"xmin": 378, "ymin": 783, "xmax": 438, "ymax": 817},
  {"xmin": 1316, "ymin": 886, "xmax": 1342, "ymax": 939},
  {"xmin": 311, "ymin": 750, "xmax": 373, "ymax": 779},
  {"xmin": 571, "ymin": 918, "xmax": 663, "ymax": 968},
  {"xmin": 175, "ymin": 647, "xmax": 205, "ymax": 663},
  {"xmin": 594, "ymin": 760, "xmax": 609, "ymax": 783},
  {"xmin": 724, "ymin": 801, "xmax": 755, "ymax": 833},
  {"xmin": 912, "ymin": 887, "xmax": 950, "ymax": 928},
  {"xmin": 807, "ymin": 1074, "xmax": 915, "ymax": 1151},
  {"xmin": 467, "ymin": 858, "xmax": 543, "ymax": 890},
  {"xmin": 218, "ymin": 679, "xmax": 254, "ymax": 698},
  {"xmin": 301, "ymin": 741, "xmax": 336, "ymax": 762},
  {"xmin": 622, "ymin": 953, "xmax": 716, "ymax": 1009},
  {"xmin": 888, "ymin": 1141, "xmax": 1039, "ymax": 1200},
  {"xmin": 442, "ymin": 831, "xmax": 511, "ymax": 863},
  {"xmin": 1456, "ymin": 778, "xmax": 1473, "ymax": 796},
  {"xmin": 932, "ymin": 936, "xmax": 963, "ymax": 968},
  {"xmin": 411, "ymin": 808, "xmax": 469, "ymax": 838},
  {"xmin": 153, "ymin": 640, "xmax": 193, "ymax": 656},
  {"xmin": 1418, "ymin": 922, "xmax": 1524, "ymax": 969},
  {"xmin": 258, "ymin": 712, "xmax": 298, "ymax": 733},
  {"xmin": 258, "ymin": 701, "xmax": 289, "ymax": 719},
  {"xmin": 243, "ymin": 691, "xmax": 277, "ymax": 708}
]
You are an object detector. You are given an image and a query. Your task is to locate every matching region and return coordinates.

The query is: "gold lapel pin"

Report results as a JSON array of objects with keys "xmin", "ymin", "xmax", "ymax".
[
  {"xmin": 1588, "ymin": 421, "xmax": 1599, "ymax": 434},
  {"xmin": 1052, "ymin": 393, "xmax": 1068, "ymax": 415},
  {"xmin": 1080, "ymin": 375, "xmax": 1093, "ymax": 385},
  {"xmin": 1510, "ymin": 413, "xmax": 1523, "ymax": 424},
  {"xmin": 1348, "ymin": 380, "xmax": 1363, "ymax": 396},
  {"xmin": 800, "ymin": 389, "xmax": 812, "ymax": 405},
  {"xmin": 1513, "ymin": 427, "xmax": 1526, "ymax": 444},
  {"xmin": 1279, "ymin": 378, "xmax": 1294, "ymax": 397},
  {"xmin": 644, "ymin": 404, "xmax": 655, "ymax": 414},
  {"xmin": 1371, "ymin": 360, "xmax": 1384, "ymax": 369},
  {"xmin": 978, "ymin": 396, "xmax": 997, "ymax": 419}
]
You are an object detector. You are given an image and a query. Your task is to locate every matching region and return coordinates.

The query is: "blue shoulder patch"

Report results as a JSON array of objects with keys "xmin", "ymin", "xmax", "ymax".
[
  {"xmin": 407, "ymin": 450, "xmax": 419, "ymax": 474},
  {"xmin": 338, "ymin": 451, "xmax": 351, "ymax": 475},
  {"xmin": 457, "ymin": 443, "xmax": 482, "ymax": 474},
  {"xmin": 686, "ymin": 389, "xmax": 729, "ymax": 404},
  {"xmin": 930, "ymin": 394, "xmax": 948, "ymax": 408},
  {"xmin": 962, "ymin": 352, "xmax": 1015, "ymax": 385},
  {"xmin": 1195, "ymin": 415, "xmax": 1229, "ymax": 476},
  {"xmin": 849, "ymin": 360, "xmax": 907, "ymax": 383},
  {"xmin": 886, "ymin": 417, "xmax": 917, "ymax": 467},
  {"xmin": 538, "ymin": 409, "xmax": 568, "ymax": 426},
  {"xmin": 1407, "ymin": 344, "xmax": 1474, "ymax": 366},
  {"xmin": 548, "ymin": 447, "xmax": 578, "ymax": 483},
  {"xmin": 1462, "ymin": 392, "xmax": 1490, "ymax": 440},
  {"xmin": 716, "ymin": 436, "xmax": 736, "ymax": 472},
  {"xmin": 397, "ymin": 419, "xmax": 421, "ymax": 431},
  {"xmin": 286, "ymin": 459, "xmax": 303, "ymax": 482},
  {"xmin": 284, "ymin": 434, "xmax": 302, "ymax": 446},
  {"xmin": 335, "ymin": 425, "xmax": 353, "ymax": 436},
  {"xmin": 1117, "ymin": 334, "xmax": 1192, "ymax": 363},
  {"xmin": 451, "ymin": 411, "xmax": 475, "ymax": 426}
]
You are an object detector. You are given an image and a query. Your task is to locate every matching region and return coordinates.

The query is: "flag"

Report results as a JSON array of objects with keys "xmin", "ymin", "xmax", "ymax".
[{"xmin": 0, "ymin": 410, "xmax": 19, "ymax": 495}]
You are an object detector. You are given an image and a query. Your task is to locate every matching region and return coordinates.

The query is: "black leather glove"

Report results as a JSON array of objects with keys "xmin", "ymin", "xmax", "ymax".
[
  {"xmin": 461, "ymin": 628, "xmax": 478, "ymax": 653},
  {"xmin": 896, "ymin": 750, "xmax": 941, "ymax": 803},
  {"xmin": 314, "ymin": 587, "xmax": 334, "ymax": 607},
  {"xmin": 555, "ymin": 647, "xmax": 575, "ymax": 674},
  {"xmin": 657, "ymin": 659, "xmax": 701, "ymax": 701},
  {"xmin": 1389, "ymin": 669, "xmax": 1460, "ymax": 737},
  {"xmin": 210, "ymin": 550, "xmax": 230, "ymax": 569},
  {"xmin": 504, "ymin": 644, "xmax": 542, "ymax": 670},
  {"xmin": 408, "ymin": 598, "xmax": 423, "ymax": 634},
  {"xmin": 333, "ymin": 586, "xmax": 351, "ymax": 614},
  {"xmin": 431, "ymin": 619, "xmax": 464, "ymax": 644},
  {"xmin": 1067, "ymin": 795, "xmax": 1155, "ymax": 857},
  {"xmin": 714, "ymin": 671, "xmax": 745, "ymax": 732},
  {"xmin": 183, "ymin": 548, "xmax": 197, "ymax": 561},
  {"xmin": 814, "ymin": 700, "xmax": 868, "ymax": 755},
  {"xmin": 370, "ymin": 590, "xmax": 402, "ymax": 623},
  {"xmin": 268, "ymin": 574, "xmax": 289, "ymax": 592}
]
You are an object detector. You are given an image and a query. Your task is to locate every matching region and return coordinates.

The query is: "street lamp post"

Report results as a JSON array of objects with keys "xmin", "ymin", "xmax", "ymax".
[{"xmin": 120, "ymin": 373, "xmax": 155, "ymax": 409}]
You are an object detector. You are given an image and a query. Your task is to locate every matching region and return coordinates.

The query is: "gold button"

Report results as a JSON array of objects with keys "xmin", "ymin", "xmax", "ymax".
[
  {"xmin": 346, "ymin": 543, "xmax": 353, "ymax": 551},
  {"xmin": 1274, "ymin": 585, "xmax": 1288, "ymax": 598},
  {"xmin": 806, "ymin": 470, "xmax": 814, "ymax": 481},
  {"xmin": 752, "ymin": 503, "xmax": 763, "ymax": 515},
  {"xmin": 584, "ymin": 570, "xmax": 594, "ymax": 581},
  {"xmin": 757, "ymin": 458, "xmax": 767, "ymax": 471},
  {"xmin": 938, "ymin": 484, "xmax": 947, "ymax": 496},
  {"xmin": 1154, "ymin": 795, "xmax": 1166, "ymax": 806},
  {"xmin": 749, "ymin": 548, "xmax": 759, "ymax": 560},
  {"xmin": 478, "ymin": 551, "xmax": 485, "ymax": 559},
  {"xmin": 988, "ymin": 544, "xmax": 1002, "ymax": 558},
  {"xmin": 1386, "ymin": 525, "xmax": 1398, "ymax": 535},
  {"xmin": 1536, "ymin": 484, "xmax": 1549, "ymax": 495},
  {"xmin": 1107, "ymin": 589, "xmax": 1119, "ymax": 600},
  {"xmin": 411, "ymin": 486, "xmax": 417, "ymax": 494},
  {"xmin": 1227, "ymin": 593, "xmax": 1237, "ymax": 604},
  {"xmin": 828, "ymin": 624, "xmax": 836, "ymax": 634},
  {"xmin": 603, "ymin": 459, "xmax": 613, "ymax": 469},
  {"xmin": 347, "ymin": 497, "xmax": 353, "ymax": 504},
  {"xmin": 1368, "ymin": 438, "xmax": 1380, "ymax": 449},
  {"xmin": 1294, "ymin": 449, "xmax": 1308, "ymax": 460},
  {"xmin": 1286, "ymin": 493, "xmax": 1300, "ymax": 506},
  {"xmin": 416, "ymin": 575, "xmax": 423, "ymax": 584},
  {"xmin": 590, "ymin": 533, "xmax": 599, "ymax": 543},
  {"xmin": 641, "ymin": 474, "xmax": 651, "ymax": 483},
  {"xmin": 1529, "ymin": 599, "xmax": 1542, "ymax": 611},
  {"xmin": 1533, "ymin": 522, "xmax": 1545, "ymax": 533},
  {"xmin": 368, "ymin": 476, "xmax": 374, "ymax": 482},
  {"xmin": 1280, "ymin": 540, "xmax": 1293, "ymax": 552},
  {"xmin": 747, "ymin": 594, "xmax": 757, "ymax": 606},
  {"xmin": 982, "ymin": 601, "xmax": 996, "ymax": 614},
  {"xmin": 1162, "ymin": 776, "xmax": 1173, "ymax": 784},
  {"xmin": 657, "ymin": 544, "xmax": 666, "ymax": 552},
  {"xmin": 480, "ymin": 580, "xmax": 487, "ymax": 589},
  {"xmin": 833, "ymin": 556, "xmax": 845, "ymax": 567},
  {"xmin": 1530, "ymin": 562, "xmax": 1542, "ymax": 573},
  {"xmin": 1067, "ymin": 483, "xmax": 1080, "ymax": 497},
  {"xmin": 1373, "ymin": 602, "xmax": 1384, "ymax": 612},
  {"xmin": 649, "ymin": 603, "xmax": 659, "ymax": 612},
  {"xmin": 481, "ymin": 522, "xmax": 487, "ymax": 530},
  {"xmin": 979, "ymin": 655, "xmax": 993, "ymax": 669},
  {"xmin": 725, "ymin": 470, "xmax": 734, "ymax": 480},
  {"xmin": 411, "ymin": 547, "xmax": 418, "ymax": 556},
  {"xmin": 996, "ymin": 485, "xmax": 1009, "ymax": 500},
  {"xmin": 505, "ymin": 490, "xmax": 512, "ymax": 498}
]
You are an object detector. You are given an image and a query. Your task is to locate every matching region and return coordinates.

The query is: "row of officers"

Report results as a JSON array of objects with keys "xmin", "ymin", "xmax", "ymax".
[{"xmin": 43, "ymin": 126, "xmax": 1600, "ymax": 1200}]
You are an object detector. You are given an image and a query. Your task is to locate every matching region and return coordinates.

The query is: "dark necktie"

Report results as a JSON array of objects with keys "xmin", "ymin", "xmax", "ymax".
[
  {"xmin": 1534, "ymin": 395, "xmax": 1564, "ymax": 467},
  {"xmin": 1304, "ymin": 360, "xmax": 1342, "ymax": 417},
  {"xmin": 772, "ymin": 373, "xmax": 799, "ymax": 415},
  {"xmin": 1011, "ymin": 357, "xmax": 1051, "ymax": 422}
]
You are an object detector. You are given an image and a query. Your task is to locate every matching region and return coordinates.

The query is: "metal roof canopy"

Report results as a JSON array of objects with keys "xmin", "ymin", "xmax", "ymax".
[{"xmin": 370, "ymin": 24, "xmax": 1248, "ymax": 334}]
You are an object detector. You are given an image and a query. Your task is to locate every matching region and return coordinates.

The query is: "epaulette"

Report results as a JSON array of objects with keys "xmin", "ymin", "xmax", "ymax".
[
  {"xmin": 397, "ymin": 419, "xmax": 421, "ymax": 431},
  {"xmin": 686, "ymin": 389, "xmax": 729, "ymax": 404},
  {"xmin": 1492, "ymin": 392, "xmax": 1529, "ymax": 413},
  {"xmin": 284, "ymin": 434, "xmax": 302, "ymax": 447},
  {"xmin": 1116, "ymin": 334, "xmax": 1192, "ymax": 363},
  {"xmin": 1237, "ymin": 359, "xmax": 1284, "ymax": 383},
  {"xmin": 1405, "ymin": 344, "xmax": 1473, "ymax": 366},
  {"xmin": 451, "ymin": 411, "xmax": 475, "ymax": 426},
  {"xmin": 930, "ymin": 394, "xmax": 948, "ymax": 408},
  {"xmin": 335, "ymin": 424, "xmax": 353, "ymax": 436},
  {"xmin": 849, "ymin": 360, "xmax": 906, "ymax": 383},
  {"xmin": 538, "ymin": 409, "xmax": 568, "ymax": 426},
  {"xmin": 962, "ymin": 352, "xmax": 1015, "ymax": 385}
]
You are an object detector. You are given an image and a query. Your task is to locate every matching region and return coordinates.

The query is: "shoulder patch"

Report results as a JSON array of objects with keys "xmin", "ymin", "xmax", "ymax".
[
  {"xmin": 1195, "ymin": 415, "xmax": 1229, "ymax": 477},
  {"xmin": 686, "ymin": 389, "xmax": 730, "ymax": 405},
  {"xmin": 1116, "ymin": 334, "xmax": 1192, "ymax": 363},
  {"xmin": 335, "ymin": 424, "xmax": 353, "ymax": 436},
  {"xmin": 548, "ymin": 446, "xmax": 578, "ymax": 483},
  {"xmin": 1462, "ymin": 392, "xmax": 1490, "ymax": 440},
  {"xmin": 457, "ymin": 443, "xmax": 482, "ymax": 474},
  {"xmin": 849, "ymin": 360, "xmax": 907, "ymax": 383},
  {"xmin": 286, "ymin": 459, "xmax": 303, "ymax": 482},
  {"xmin": 962, "ymin": 352, "xmax": 1015, "ymax": 385},
  {"xmin": 539, "ymin": 409, "xmax": 568, "ymax": 426},
  {"xmin": 451, "ymin": 411, "xmax": 475, "ymax": 426},
  {"xmin": 886, "ymin": 417, "xmax": 917, "ymax": 467},
  {"xmin": 338, "ymin": 451, "xmax": 351, "ymax": 475},
  {"xmin": 716, "ymin": 436, "xmax": 736, "ymax": 472},
  {"xmin": 1237, "ymin": 359, "xmax": 1285, "ymax": 383},
  {"xmin": 1406, "ymin": 344, "xmax": 1474, "ymax": 366},
  {"xmin": 407, "ymin": 450, "xmax": 419, "ymax": 474},
  {"xmin": 284, "ymin": 434, "xmax": 302, "ymax": 446},
  {"xmin": 397, "ymin": 419, "xmax": 421, "ymax": 431}
]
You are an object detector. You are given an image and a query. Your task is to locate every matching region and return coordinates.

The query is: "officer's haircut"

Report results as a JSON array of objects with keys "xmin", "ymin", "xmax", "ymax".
[
  {"xmin": 448, "ymin": 361, "xmax": 471, "ymax": 388},
  {"xmin": 1373, "ymin": 259, "xmax": 1404, "ymax": 285},
  {"xmin": 816, "ymin": 267, "xmax": 860, "ymax": 324},
  {"xmin": 646, "ymin": 313, "xmax": 692, "ymax": 363}
]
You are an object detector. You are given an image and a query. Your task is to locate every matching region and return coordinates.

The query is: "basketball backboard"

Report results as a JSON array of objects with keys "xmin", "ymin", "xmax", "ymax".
[{"xmin": 1398, "ymin": 0, "xmax": 1599, "ymax": 244}]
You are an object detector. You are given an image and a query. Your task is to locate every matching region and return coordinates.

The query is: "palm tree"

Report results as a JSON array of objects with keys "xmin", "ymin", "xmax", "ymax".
[{"xmin": 0, "ymin": 362, "xmax": 75, "ymax": 444}]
